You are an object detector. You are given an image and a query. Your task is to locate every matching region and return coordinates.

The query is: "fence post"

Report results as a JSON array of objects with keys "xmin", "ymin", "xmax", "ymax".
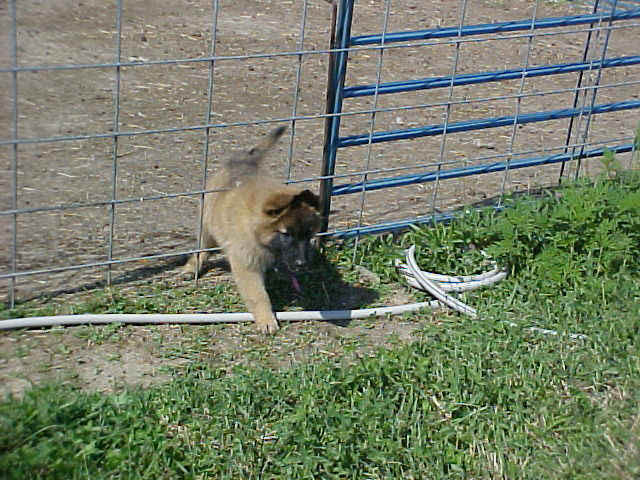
[
  {"xmin": 559, "ymin": 0, "xmax": 603, "ymax": 181},
  {"xmin": 319, "ymin": 0, "xmax": 355, "ymax": 233},
  {"xmin": 8, "ymin": 0, "xmax": 18, "ymax": 308},
  {"xmin": 572, "ymin": 0, "xmax": 618, "ymax": 179}
]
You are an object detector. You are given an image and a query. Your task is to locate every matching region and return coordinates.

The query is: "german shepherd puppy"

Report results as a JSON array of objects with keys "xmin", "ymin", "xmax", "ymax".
[{"xmin": 183, "ymin": 126, "xmax": 321, "ymax": 334}]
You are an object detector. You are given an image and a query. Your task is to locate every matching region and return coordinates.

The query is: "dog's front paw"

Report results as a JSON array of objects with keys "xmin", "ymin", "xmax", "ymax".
[
  {"xmin": 255, "ymin": 315, "xmax": 279, "ymax": 335},
  {"xmin": 180, "ymin": 266, "xmax": 195, "ymax": 279},
  {"xmin": 181, "ymin": 257, "xmax": 197, "ymax": 277},
  {"xmin": 181, "ymin": 255, "xmax": 206, "ymax": 280}
]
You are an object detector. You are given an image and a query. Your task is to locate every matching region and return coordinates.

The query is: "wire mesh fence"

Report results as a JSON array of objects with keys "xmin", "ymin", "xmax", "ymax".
[{"xmin": 2, "ymin": 0, "xmax": 639, "ymax": 307}]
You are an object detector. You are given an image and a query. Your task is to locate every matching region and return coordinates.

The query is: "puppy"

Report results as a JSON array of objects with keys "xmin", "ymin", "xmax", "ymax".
[{"xmin": 183, "ymin": 126, "xmax": 321, "ymax": 334}]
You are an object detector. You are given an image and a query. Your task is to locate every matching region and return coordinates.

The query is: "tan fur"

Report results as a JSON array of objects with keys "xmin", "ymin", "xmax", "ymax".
[{"xmin": 183, "ymin": 127, "xmax": 320, "ymax": 334}]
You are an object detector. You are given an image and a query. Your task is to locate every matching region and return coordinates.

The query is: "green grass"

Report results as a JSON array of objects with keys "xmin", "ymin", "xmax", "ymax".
[{"xmin": 1, "ymin": 172, "xmax": 639, "ymax": 479}]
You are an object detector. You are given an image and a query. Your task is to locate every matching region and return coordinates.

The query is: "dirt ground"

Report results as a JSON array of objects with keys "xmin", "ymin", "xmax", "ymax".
[
  {"xmin": 1, "ymin": 0, "xmax": 639, "ymax": 396},
  {"xmin": 0, "ymin": 296, "xmax": 445, "ymax": 398}
]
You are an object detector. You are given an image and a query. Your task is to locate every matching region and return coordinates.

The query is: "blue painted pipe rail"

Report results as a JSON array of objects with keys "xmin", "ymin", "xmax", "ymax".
[
  {"xmin": 332, "ymin": 143, "xmax": 635, "ymax": 196},
  {"xmin": 350, "ymin": 8, "xmax": 640, "ymax": 46},
  {"xmin": 328, "ymin": 141, "xmax": 636, "ymax": 238},
  {"xmin": 328, "ymin": 212, "xmax": 458, "ymax": 239},
  {"xmin": 338, "ymin": 100, "xmax": 640, "ymax": 148},
  {"xmin": 343, "ymin": 56, "xmax": 640, "ymax": 98}
]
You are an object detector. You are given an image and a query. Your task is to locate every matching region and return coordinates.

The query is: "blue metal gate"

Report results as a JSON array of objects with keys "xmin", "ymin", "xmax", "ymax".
[{"xmin": 320, "ymin": 0, "xmax": 640, "ymax": 237}]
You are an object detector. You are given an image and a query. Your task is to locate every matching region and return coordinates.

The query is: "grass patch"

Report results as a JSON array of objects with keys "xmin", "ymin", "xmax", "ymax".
[{"xmin": 1, "ymin": 173, "xmax": 639, "ymax": 478}]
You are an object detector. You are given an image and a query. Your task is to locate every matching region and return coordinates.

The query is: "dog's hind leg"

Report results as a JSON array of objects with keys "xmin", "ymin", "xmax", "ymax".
[{"xmin": 183, "ymin": 229, "xmax": 218, "ymax": 277}]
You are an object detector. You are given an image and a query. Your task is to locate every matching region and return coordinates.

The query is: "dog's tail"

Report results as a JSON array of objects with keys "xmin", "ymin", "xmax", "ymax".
[
  {"xmin": 248, "ymin": 125, "xmax": 287, "ymax": 159},
  {"xmin": 223, "ymin": 126, "xmax": 288, "ymax": 180}
]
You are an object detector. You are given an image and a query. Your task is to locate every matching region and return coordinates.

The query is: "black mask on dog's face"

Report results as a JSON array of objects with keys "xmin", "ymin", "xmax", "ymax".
[
  {"xmin": 261, "ymin": 189, "xmax": 321, "ymax": 272},
  {"xmin": 268, "ymin": 229, "xmax": 315, "ymax": 272}
]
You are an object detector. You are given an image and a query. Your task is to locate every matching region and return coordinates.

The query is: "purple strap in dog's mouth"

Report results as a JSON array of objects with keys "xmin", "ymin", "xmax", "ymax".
[{"xmin": 290, "ymin": 274, "xmax": 302, "ymax": 293}]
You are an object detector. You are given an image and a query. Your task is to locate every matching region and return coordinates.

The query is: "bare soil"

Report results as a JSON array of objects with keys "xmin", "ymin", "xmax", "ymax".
[{"xmin": 1, "ymin": 0, "xmax": 639, "ymax": 396}]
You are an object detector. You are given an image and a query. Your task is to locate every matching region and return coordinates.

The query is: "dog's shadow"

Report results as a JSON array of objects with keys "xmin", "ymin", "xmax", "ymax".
[{"xmin": 264, "ymin": 250, "xmax": 379, "ymax": 327}]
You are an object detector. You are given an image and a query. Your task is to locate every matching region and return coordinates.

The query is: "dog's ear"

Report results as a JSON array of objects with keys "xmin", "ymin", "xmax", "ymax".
[
  {"xmin": 263, "ymin": 192, "xmax": 295, "ymax": 217},
  {"xmin": 263, "ymin": 190, "xmax": 319, "ymax": 217},
  {"xmin": 292, "ymin": 189, "xmax": 320, "ymax": 210}
]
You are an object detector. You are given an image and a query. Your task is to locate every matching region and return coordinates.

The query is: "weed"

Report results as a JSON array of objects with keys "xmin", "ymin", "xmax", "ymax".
[
  {"xmin": 600, "ymin": 147, "xmax": 624, "ymax": 179},
  {"xmin": 635, "ymin": 121, "xmax": 640, "ymax": 164}
]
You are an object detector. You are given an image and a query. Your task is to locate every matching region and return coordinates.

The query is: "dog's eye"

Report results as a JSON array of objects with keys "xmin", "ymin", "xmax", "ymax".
[
  {"xmin": 266, "ymin": 206, "xmax": 286, "ymax": 217},
  {"xmin": 277, "ymin": 230, "xmax": 292, "ymax": 242}
]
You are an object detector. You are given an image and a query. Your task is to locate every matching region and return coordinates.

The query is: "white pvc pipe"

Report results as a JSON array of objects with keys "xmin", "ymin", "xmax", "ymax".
[{"xmin": 0, "ymin": 301, "xmax": 442, "ymax": 330}]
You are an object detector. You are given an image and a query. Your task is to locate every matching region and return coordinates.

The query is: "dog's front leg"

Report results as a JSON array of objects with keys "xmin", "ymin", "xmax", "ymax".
[{"xmin": 229, "ymin": 259, "xmax": 279, "ymax": 334}]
